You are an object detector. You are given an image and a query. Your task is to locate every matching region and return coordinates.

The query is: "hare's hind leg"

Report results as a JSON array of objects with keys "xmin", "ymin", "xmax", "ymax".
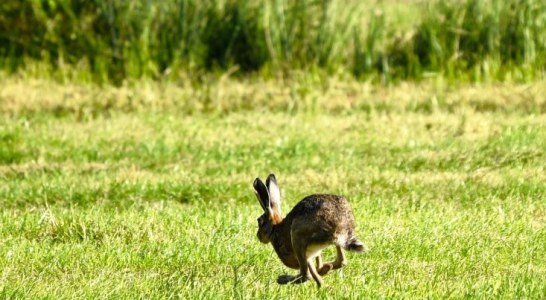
[
  {"xmin": 332, "ymin": 245, "xmax": 347, "ymax": 268},
  {"xmin": 318, "ymin": 246, "xmax": 347, "ymax": 275}
]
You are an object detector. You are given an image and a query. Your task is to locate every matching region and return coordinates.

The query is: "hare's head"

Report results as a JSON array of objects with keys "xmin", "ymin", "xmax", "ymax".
[{"xmin": 253, "ymin": 174, "xmax": 282, "ymax": 244}]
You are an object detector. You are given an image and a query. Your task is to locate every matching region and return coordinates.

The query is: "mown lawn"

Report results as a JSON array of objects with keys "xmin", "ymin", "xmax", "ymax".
[{"xmin": 0, "ymin": 81, "xmax": 545, "ymax": 298}]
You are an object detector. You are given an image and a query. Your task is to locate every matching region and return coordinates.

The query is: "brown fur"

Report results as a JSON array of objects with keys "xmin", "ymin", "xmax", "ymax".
[
  {"xmin": 270, "ymin": 213, "xmax": 282, "ymax": 225},
  {"xmin": 254, "ymin": 174, "xmax": 366, "ymax": 288}
]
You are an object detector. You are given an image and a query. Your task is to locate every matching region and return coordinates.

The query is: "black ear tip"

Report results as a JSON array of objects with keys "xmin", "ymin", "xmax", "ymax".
[
  {"xmin": 267, "ymin": 173, "xmax": 277, "ymax": 184},
  {"xmin": 254, "ymin": 177, "xmax": 264, "ymax": 188}
]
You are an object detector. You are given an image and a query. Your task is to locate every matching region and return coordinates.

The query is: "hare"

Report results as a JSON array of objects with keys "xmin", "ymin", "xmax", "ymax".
[{"xmin": 253, "ymin": 174, "xmax": 366, "ymax": 287}]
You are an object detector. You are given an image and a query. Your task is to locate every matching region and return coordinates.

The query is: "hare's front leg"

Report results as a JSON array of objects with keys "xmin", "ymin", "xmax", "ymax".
[
  {"xmin": 307, "ymin": 258, "xmax": 323, "ymax": 287},
  {"xmin": 318, "ymin": 245, "xmax": 347, "ymax": 275},
  {"xmin": 316, "ymin": 256, "xmax": 324, "ymax": 271},
  {"xmin": 294, "ymin": 239, "xmax": 326, "ymax": 287},
  {"xmin": 317, "ymin": 255, "xmax": 332, "ymax": 275},
  {"xmin": 316, "ymin": 255, "xmax": 334, "ymax": 275},
  {"xmin": 290, "ymin": 238, "xmax": 311, "ymax": 284}
]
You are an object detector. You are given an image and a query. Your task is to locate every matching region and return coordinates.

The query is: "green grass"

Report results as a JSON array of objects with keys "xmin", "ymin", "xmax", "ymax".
[{"xmin": 1, "ymin": 79, "xmax": 545, "ymax": 298}]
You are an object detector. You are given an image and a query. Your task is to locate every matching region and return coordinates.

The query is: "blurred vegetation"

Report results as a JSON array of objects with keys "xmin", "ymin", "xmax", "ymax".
[{"xmin": 0, "ymin": 0, "xmax": 545, "ymax": 84}]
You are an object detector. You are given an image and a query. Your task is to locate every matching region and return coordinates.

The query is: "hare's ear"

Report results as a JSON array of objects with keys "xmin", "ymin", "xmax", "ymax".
[
  {"xmin": 253, "ymin": 178, "xmax": 270, "ymax": 211},
  {"xmin": 266, "ymin": 174, "xmax": 282, "ymax": 223}
]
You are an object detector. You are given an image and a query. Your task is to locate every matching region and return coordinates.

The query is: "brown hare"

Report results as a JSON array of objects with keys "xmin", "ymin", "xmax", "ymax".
[{"xmin": 253, "ymin": 174, "xmax": 366, "ymax": 287}]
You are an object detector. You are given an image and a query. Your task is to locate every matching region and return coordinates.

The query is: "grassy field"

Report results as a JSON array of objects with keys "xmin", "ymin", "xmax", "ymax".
[{"xmin": 1, "ymin": 78, "xmax": 545, "ymax": 298}]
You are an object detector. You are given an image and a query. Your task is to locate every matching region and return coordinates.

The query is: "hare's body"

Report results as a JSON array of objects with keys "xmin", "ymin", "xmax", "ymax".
[
  {"xmin": 270, "ymin": 195, "xmax": 360, "ymax": 268},
  {"xmin": 253, "ymin": 175, "xmax": 366, "ymax": 287}
]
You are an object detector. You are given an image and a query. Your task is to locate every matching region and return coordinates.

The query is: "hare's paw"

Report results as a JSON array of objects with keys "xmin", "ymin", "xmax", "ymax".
[
  {"xmin": 277, "ymin": 274, "xmax": 296, "ymax": 284},
  {"xmin": 290, "ymin": 275, "xmax": 308, "ymax": 284},
  {"xmin": 277, "ymin": 274, "xmax": 308, "ymax": 284},
  {"xmin": 318, "ymin": 263, "xmax": 333, "ymax": 276}
]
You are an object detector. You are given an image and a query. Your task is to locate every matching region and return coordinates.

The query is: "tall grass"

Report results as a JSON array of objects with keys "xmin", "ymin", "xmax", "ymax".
[
  {"xmin": 385, "ymin": 0, "xmax": 546, "ymax": 82},
  {"xmin": 0, "ymin": 0, "xmax": 545, "ymax": 83}
]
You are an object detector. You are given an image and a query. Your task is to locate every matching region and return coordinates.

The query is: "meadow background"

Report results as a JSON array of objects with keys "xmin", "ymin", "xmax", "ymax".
[{"xmin": 1, "ymin": 0, "xmax": 545, "ymax": 298}]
